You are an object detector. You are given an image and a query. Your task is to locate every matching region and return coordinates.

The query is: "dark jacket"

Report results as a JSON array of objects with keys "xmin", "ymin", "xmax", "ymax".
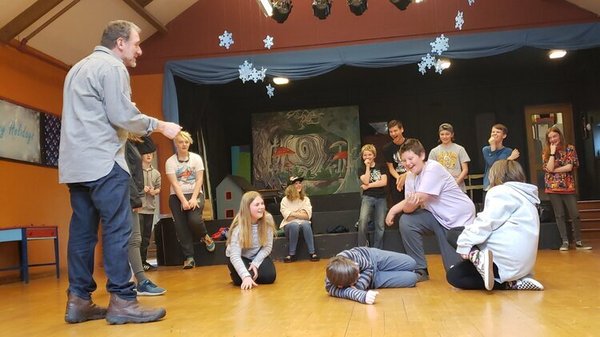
[{"xmin": 125, "ymin": 140, "xmax": 144, "ymax": 209}]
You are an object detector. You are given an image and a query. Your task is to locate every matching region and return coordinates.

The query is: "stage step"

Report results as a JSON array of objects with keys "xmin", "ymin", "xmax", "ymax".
[
  {"xmin": 154, "ymin": 218, "xmax": 563, "ymax": 267},
  {"xmin": 578, "ymin": 200, "xmax": 600, "ymax": 241}
]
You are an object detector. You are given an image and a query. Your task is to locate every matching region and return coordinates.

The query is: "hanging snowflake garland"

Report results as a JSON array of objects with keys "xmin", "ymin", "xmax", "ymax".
[
  {"xmin": 468, "ymin": 0, "xmax": 475, "ymax": 6},
  {"xmin": 430, "ymin": 34, "xmax": 449, "ymax": 55},
  {"xmin": 238, "ymin": 61, "xmax": 267, "ymax": 83},
  {"xmin": 266, "ymin": 84, "xmax": 275, "ymax": 98},
  {"xmin": 218, "ymin": 30, "xmax": 234, "ymax": 49},
  {"xmin": 455, "ymin": 11, "xmax": 464, "ymax": 30},
  {"xmin": 418, "ymin": 53, "xmax": 437, "ymax": 75},
  {"xmin": 263, "ymin": 35, "xmax": 274, "ymax": 49}
]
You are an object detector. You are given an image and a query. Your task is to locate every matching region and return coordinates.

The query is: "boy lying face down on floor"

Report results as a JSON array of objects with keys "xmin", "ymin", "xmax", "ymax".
[{"xmin": 325, "ymin": 247, "xmax": 418, "ymax": 304}]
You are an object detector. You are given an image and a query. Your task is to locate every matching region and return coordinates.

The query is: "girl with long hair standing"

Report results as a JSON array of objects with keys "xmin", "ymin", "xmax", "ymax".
[{"xmin": 542, "ymin": 126, "xmax": 592, "ymax": 251}]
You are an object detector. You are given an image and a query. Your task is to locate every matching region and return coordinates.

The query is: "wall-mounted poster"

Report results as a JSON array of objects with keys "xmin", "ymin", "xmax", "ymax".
[
  {"xmin": 252, "ymin": 106, "xmax": 360, "ymax": 195},
  {"xmin": 0, "ymin": 99, "xmax": 41, "ymax": 164}
]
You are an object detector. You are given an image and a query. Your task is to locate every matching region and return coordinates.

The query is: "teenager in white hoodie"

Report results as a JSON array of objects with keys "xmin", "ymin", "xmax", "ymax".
[{"xmin": 446, "ymin": 160, "xmax": 544, "ymax": 291}]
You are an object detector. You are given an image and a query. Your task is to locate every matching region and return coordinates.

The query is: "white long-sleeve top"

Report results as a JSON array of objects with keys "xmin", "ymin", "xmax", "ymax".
[
  {"xmin": 279, "ymin": 196, "xmax": 312, "ymax": 228},
  {"xmin": 457, "ymin": 182, "xmax": 540, "ymax": 283}
]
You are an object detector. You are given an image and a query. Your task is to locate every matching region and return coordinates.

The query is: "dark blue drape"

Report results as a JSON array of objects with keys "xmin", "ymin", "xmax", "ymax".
[{"xmin": 163, "ymin": 22, "xmax": 600, "ymax": 123}]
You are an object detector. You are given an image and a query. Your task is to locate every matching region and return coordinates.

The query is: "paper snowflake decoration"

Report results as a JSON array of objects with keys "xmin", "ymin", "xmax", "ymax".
[
  {"xmin": 263, "ymin": 35, "xmax": 274, "ymax": 49},
  {"xmin": 266, "ymin": 84, "xmax": 275, "ymax": 98},
  {"xmin": 455, "ymin": 11, "xmax": 464, "ymax": 30},
  {"xmin": 218, "ymin": 30, "xmax": 234, "ymax": 49},
  {"xmin": 417, "ymin": 53, "xmax": 436, "ymax": 75},
  {"xmin": 238, "ymin": 60, "xmax": 254, "ymax": 83},
  {"xmin": 468, "ymin": 0, "xmax": 475, "ymax": 6},
  {"xmin": 250, "ymin": 68, "xmax": 263, "ymax": 83},
  {"xmin": 430, "ymin": 34, "xmax": 449, "ymax": 55},
  {"xmin": 238, "ymin": 61, "xmax": 267, "ymax": 83}
]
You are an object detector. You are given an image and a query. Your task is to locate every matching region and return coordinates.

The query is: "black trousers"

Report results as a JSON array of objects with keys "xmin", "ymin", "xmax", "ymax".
[{"xmin": 227, "ymin": 256, "xmax": 276, "ymax": 286}]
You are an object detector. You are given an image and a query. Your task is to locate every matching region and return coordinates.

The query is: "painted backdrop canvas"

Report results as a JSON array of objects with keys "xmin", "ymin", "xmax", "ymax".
[{"xmin": 252, "ymin": 106, "xmax": 360, "ymax": 195}]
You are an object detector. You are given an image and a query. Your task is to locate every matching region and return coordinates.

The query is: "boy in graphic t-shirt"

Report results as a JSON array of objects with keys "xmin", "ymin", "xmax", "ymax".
[{"xmin": 357, "ymin": 144, "xmax": 388, "ymax": 249}]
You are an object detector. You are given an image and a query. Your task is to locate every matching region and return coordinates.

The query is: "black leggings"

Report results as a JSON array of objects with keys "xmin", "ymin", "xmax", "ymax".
[
  {"xmin": 446, "ymin": 259, "xmax": 505, "ymax": 290},
  {"xmin": 445, "ymin": 226, "xmax": 507, "ymax": 290},
  {"xmin": 227, "ymin": 256, "xmax": 276, "ymax": 286}
]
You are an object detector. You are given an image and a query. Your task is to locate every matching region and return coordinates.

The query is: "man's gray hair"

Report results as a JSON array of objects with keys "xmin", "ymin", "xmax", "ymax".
[{"xmin": 100, "ymin": 20, "xmax": 141, "ymax": 49}]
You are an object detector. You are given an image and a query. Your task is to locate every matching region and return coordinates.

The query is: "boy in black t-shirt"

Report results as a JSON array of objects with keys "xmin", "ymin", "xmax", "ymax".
[
  {"xmin": 382, "ymin": 120, "xmax": 407, "ymax": 205},
  {"xmin": 357, "ymin": 144, "xmax": 388, "ymax": 248}
]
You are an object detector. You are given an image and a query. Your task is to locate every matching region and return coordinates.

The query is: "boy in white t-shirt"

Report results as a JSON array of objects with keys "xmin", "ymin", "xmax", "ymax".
[{"xmin": 386, "ymin": 139, "xmax": 475, "ymax": 282}]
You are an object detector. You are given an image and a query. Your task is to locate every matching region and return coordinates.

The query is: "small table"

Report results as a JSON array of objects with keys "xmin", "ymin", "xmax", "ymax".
[{"xmin": 0, "ymin": 226, "xmax": 60, "ymax": 283}]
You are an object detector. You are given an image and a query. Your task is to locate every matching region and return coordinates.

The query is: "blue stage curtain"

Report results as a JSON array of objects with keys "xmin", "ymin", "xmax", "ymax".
[{"xmin": 162, "ymin": 22, "xmax": 600, "ymax": 123}]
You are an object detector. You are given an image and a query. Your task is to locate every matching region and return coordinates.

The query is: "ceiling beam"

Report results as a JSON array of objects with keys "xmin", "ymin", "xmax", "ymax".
[
  {"xmin": 0, "ymin": 0, "xmax": 65, "ymax": 43},
  {"xmin": 122, "ymin": 0, "xmax": 167, "ymax": 34},
  {"xmin": 135, "ymin": 0, "xmax": 154, "ymax": 7}
]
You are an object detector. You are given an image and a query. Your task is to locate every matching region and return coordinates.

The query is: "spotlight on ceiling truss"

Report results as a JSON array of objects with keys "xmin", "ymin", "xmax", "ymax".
[
  {"xmin": 390, "ymin": 0, "xmax": 411, "ymax": 10},
  {"xmin": 348, "ymin": 0, "xmax": 368, "ymax": 16},
  {"xmin": 256, "ymin": 0, "xmax": 273, "ymax": 16},
  {"xmin": 272, "ymin": 0, "xmax": 293, "ymax": 23},
  {"xmin": 312, "ymin": 0, "xmax": 332, "ymax": 20}
]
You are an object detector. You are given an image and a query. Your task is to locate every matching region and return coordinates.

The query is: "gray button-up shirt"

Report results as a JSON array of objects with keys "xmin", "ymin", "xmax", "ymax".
[{"xmin": 59, "ymin": 46, "xmax": 158, "ymax": 184}]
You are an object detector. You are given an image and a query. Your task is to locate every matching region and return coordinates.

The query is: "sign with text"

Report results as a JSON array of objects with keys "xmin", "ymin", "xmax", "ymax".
[{"xmin": 0, "ymin": 99, "xmax": 41, "ymax": 164}]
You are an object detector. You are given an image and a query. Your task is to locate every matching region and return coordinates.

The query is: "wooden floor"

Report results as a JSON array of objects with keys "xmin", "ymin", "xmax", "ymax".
[{"xmin": 1, "ymin": 243, "xmax": 599, "ymax": 337}]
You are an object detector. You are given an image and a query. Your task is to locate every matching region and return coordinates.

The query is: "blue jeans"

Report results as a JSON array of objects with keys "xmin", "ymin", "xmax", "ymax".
[
  {"xmin": 358, "ymin": 195, "xmax": 387, "ymax": 249},
  {"xmin": 399, "ymin": 209, "xmax": 461, "ymax": 272},
  {"xmin": 370, "ymin": 248, "xmax": 418, "ymax": 288},
  {"xmin": 67, "ymin": 164, "xmax": 136, "ymax": 300},
  {"xmin": 283, "ymin": 220, "xmax": 316, "ymax": 255}
]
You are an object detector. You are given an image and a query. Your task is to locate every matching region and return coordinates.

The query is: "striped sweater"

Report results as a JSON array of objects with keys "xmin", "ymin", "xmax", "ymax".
[{"xmin": 325, "ymin": 247, "xmax": 375, "ymax": 304}]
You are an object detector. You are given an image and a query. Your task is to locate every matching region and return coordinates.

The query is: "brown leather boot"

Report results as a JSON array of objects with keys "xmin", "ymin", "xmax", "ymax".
[
  {"xmin": 105, "ymin": 293, "xmax": 166, "ymax": 324},
  {"xmin": 64, "ymin": 291, "xmax": 107, "ymax": 323}
]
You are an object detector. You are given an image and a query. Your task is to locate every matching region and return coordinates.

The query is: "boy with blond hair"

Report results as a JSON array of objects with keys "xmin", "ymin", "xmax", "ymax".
[{"xmin": 357, "ymin": 144, "xmax": 388, "ymax": 248}]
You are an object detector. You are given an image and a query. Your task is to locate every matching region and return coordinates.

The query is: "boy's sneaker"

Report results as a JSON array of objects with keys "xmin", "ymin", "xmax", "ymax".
[
  {"xmin": 203, "ymin": 235, "xmax": 216, "ymax": 252},
  {"xmin": 559, "ymin": 241, "xmax": 569, "ymax": 251},
  {"xmin": 575, "ymin": 241, "xmax": 592, "ymax": 250},
  {"xmin": 143, "ymin": 262, "xmax": 157, "ymax": 272},
  {"xmin": 469, "ymin": 249, "xmax": 494, "ymax": 291},
  {"xmin": 183, "ymin": 257, "xmax": 195, "ymax": 269},
  {"xmin": 137, "ymin": 279, "xmax": 166, "ymax": 296},
  {"xmin": 506, "ymin": 277, "xmax": 544, "ymax": 291}
]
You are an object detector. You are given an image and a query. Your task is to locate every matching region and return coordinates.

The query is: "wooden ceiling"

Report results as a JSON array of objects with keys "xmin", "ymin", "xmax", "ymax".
[
  {"xmin": 0, "ymin": 0, "xmax": 198, "ymax": 66},
  {"xmin": 0, "ymin": 0, "xmax": 598, "ymax": 68}
]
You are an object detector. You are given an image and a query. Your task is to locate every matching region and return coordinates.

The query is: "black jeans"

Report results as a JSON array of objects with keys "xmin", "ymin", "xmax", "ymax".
[
  {"xmin": 169, "ymin": 193, "xmax": 207, "ymax": 258},
  {"xmin": 139, "ymin": 213, "xmax": 154, "ymax": 262},
  {"xmin": 227, "ymin": 256, "xmax": 276, "ymax": 286}
]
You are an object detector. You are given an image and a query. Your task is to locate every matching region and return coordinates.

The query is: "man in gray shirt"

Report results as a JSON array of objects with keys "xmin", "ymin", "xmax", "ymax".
[{"xmin": 60, "ymin": 20, "xmax": 181, "ymax": 325}]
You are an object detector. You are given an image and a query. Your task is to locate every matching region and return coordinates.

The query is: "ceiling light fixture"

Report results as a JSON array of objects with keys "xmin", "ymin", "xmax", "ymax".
[
  {"xmin": 348, "ymin": 0, "xmax": 368, "ymax": 16},
  {"xmin": 273, "ymin": 77, "xmax": 290, "ymax": 85},
  {"xmin": 256, "ymin": 0, "xmax": 274, "ymax": 17},
  {"xmin": 437, "ymin": 58, "xmax": 451, "ymax": 70},
  {"xmin": 313, "ymin": 0, "xmax": 332, "ymax": 20},
  {"xmin": 414, "ymin": 0, "xmax": 424, "ymax": 3},
  {"xmin": 272, "ymin": 0, "xmax": 293, "ymax": 23},
  {"xmin": 548, "ymin": 49, "xmax": 567, "ymax": 59},
  {"xmin": 390, "ymin": 0, "xmax": 411, "ymax": 10}
]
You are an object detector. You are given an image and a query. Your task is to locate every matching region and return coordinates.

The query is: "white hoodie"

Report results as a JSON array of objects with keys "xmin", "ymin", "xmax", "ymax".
[{"xmin": 457, "ymin": 182, "xmax": 540, "ymax": 283}]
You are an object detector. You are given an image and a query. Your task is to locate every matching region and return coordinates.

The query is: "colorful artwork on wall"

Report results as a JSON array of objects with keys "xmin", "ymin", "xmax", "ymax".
[{"xmin": 252, "ymin": 106, "xmax": 360, "ymax": 195}]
